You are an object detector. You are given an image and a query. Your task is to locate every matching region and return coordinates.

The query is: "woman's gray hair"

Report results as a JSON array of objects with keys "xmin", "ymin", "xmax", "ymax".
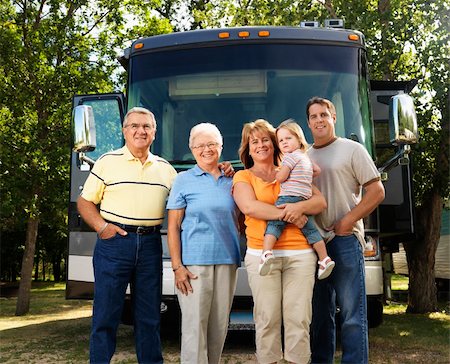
[
  {"xmin": 123, "ymin": 107, "xmax": 157, "ymax": 129},
  {"xmin": 189, "ymin": 123, "xmax": 223, "ymax": 148}
]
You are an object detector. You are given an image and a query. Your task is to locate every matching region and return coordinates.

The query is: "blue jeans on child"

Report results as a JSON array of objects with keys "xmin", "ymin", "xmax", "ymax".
[
  {"xmin": 90, "ymin": 231, "xmax": 163, "ymax": 364},
  {"xmin": 310, "ymin": 234, "xmax": 369, "ymax": 364},
  {"xmin": 265, "ymin": 195, "xmax": 322, "ymax": 244}
]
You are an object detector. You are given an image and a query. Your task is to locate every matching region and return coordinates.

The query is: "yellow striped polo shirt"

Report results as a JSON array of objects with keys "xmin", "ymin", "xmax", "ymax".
[{"xmin": 81, "ymin": 145, "xmax": 177, "ymax": 226}]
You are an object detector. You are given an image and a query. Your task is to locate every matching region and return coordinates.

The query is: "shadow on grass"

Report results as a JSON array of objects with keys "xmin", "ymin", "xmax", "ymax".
[
  {"xmin": 0, "ymin": 316, "xmax": 183, "ymax": 364},
  {"xmin": 1, "ymin": 307, "xmax": 449, "ymax": 364},
  {"xmin": 1, "ymin": 282, "xmax": 448, "ymax": 363},
  {"xmin": 368, "ymin": 301, "xmax": 450, "ymax": 364}
]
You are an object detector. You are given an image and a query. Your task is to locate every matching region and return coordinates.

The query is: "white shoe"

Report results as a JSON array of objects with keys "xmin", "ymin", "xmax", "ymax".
[
  {"xmin": 258, "ymin": 250, "xmax": 274, "ymax": 276},
  {"xmin": 318, "ymin": 256, "xmax": 335, "ymax": 280}
]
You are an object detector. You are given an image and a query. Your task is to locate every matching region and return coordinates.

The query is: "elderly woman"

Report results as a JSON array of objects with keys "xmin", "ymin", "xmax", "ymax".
[
  {"xmin": 233, "ymin": 119, "xmax": 327, "ymax": 364},
  {"xmin": 167, "ymin": 123, "xmax": 241, "ymax": 364}
]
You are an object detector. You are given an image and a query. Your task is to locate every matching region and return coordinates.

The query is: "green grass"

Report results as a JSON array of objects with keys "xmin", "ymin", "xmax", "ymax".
[
  {"xmin": 369, "ymin": 302, "xmax": 450, "ymax": 363},
  {"xmin": 391, "ymin": 274, "xmax": 409, "ymax": 291},
  {"xmin": 0, "ymin": 281, "xmax": 449, "ymax": 363}
]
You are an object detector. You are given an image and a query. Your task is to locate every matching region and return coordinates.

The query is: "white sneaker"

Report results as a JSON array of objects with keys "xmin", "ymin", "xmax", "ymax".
[
  {"xmin": 318, "ymin": 256, "xmax": 335, "ymax": 280},
  {"xmin": 258, "ymin": 250, "xmax": 274, "ymax": 276}
]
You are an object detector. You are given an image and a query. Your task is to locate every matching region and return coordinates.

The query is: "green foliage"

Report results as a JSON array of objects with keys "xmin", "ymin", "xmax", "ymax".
[{"xmin": 0, "ymin": 0, "xmax": 173, "ymax": 282}]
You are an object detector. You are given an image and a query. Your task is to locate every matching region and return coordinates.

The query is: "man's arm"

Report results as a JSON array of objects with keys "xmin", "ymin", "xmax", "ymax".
[
  {"xmin": 77, "ymin": 196, "xmax": 126, "ymax": 239},
  {"xmin": 334, "ymin": 180, "xmax": 385, "ymax": 235}
]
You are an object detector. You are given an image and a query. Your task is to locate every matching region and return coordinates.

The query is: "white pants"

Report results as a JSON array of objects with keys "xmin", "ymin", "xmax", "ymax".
[{"xmin": 177, "ymin": 264, "xmax": 238, "ymax": 364}]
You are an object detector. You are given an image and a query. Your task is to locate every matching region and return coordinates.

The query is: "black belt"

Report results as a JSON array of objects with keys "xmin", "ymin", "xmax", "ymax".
[{"xmin": 106, "ymin": 220, "xmax": 161, "ymax": 235}]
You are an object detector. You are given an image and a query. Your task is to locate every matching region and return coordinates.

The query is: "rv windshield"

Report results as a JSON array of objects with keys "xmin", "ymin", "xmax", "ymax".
[{"xmin": 127, "ymin": 43, "xmax": 373, "ymax": 167}]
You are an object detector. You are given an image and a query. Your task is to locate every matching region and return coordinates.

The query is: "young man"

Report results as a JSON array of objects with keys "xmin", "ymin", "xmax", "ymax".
[
  {"xmin": 306, "ymin": 97, "xmax": 385, "ymax": 364},
  {"xmin": 77, "ymin": 107, "xmax": 177, "ymax": 364}
]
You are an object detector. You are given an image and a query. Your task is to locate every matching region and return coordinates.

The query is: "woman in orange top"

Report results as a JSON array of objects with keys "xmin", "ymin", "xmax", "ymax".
[{"xmin": 233, "ymin": 119, "xmax": 326, "ymax": 364}]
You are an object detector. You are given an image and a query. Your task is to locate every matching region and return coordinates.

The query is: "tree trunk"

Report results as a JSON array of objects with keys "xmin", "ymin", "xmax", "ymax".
[
  {"xmin": 34, "ymin": 251, "xmax": 39, "ymax": 281},
  {"xmin": 404, "ymin": 191, "xmax": 441, "ymax": 313},
  {"xmin": 53, "ymin": 253, "xmax": 62, "ymax": 282},
  {"xmin": 15, "ymin": 217, "xmax": 40, "ymax": 316}
]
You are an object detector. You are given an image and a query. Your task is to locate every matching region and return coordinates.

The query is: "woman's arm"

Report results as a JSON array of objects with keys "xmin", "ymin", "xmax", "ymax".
[
  {"xmin": 233, "ymin": 181, "xmax": 285, "ymax": 221},
  {"xmin": 281, "ymin": 185, "xmax": 327, "ymax": 226},
  {"xmin": 167, "ymin": 209, "xmax": 197, "ymax": 295}
]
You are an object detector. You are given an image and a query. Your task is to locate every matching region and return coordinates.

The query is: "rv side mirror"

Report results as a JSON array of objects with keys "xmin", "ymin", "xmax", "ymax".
[
  {"xmin": 72, "ymin": 105, "xmax": 96, "ymax": 153},
  {"xmin": 389, "ymin": 94, "xmax": 418, "ymax": 145}
]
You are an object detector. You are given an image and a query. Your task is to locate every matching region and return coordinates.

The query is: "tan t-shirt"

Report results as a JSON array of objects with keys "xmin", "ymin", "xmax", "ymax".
[{"xmin": 307, "ymin": 138, "xmax": 380, "ymax": 247}]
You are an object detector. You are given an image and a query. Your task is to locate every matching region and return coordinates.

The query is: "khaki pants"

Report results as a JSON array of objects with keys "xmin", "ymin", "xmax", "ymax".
[
  {"xmin": 245, "ymin": 252, "xmax": 317, "ymax": 364},
  {"xmin": 177, "ymin": 264, "xmax": 238, "ymax": 364}
]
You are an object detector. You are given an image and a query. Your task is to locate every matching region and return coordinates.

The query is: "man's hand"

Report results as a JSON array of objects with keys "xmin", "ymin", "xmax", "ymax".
[
  {"xmin": 330, "ymin": 215, "xmax": 355, "ymax": 236},
  {"xmin": 98, "ymin": 223, "xmax": 127, "ymax": 239}
]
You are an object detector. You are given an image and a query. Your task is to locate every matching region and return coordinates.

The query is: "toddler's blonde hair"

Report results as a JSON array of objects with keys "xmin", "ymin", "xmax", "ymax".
[{"xmin": 276, "ymin": 119, "xmax": 309, "ymax": 152}]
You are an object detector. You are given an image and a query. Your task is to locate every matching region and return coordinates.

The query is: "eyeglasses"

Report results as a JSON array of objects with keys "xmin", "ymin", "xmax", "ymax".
[
  {"xmin": 191, "ymin": 142, "xmax": 220, "ymax": 150},
  {"xmin": 124, "ymin": 123, "xmax": 153, "ymax": 131}
]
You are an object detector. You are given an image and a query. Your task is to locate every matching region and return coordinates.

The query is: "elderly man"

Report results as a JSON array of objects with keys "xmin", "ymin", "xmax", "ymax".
[
  {"xmin": 77, "ymin": 107, "xmax": 177, "ymax": 364},
  {"xmin": 306, "ymin": 97, "xmax": 385, "ymax": 364}
]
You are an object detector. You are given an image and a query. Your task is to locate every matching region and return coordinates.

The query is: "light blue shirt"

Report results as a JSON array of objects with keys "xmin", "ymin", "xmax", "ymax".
[{"xmin": 166, "ymin": 165, "xmax": 241, "ymax": 266}]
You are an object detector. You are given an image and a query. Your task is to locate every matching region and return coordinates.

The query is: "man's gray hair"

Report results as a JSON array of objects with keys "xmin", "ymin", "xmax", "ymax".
[
  {"xmin": 189, "ymin": 123, "xmax": 223, "ymax": 148},
  {"xmin": 123, "ymin": 107, "xmax": 157, "ymax": 129}
]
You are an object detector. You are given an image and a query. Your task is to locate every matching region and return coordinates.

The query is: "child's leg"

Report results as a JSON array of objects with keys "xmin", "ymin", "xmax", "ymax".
[
  {"xmin": 262, "ymin": 234, "xmax": 277, "ymax": 253},
  {"xmin": 259, "ymin": 195, "xmax": 291, "ymax": 276},
  {"xmin": 259, "ymin": 234, "xmax": 276, "ymax": 276},
  {"xmin": 312, "ymin": 240, "xmax": 335, "ymax": 280},
  {"xmin": 312, "ymin": 240, "xmax": 328, "ymax": 262}
]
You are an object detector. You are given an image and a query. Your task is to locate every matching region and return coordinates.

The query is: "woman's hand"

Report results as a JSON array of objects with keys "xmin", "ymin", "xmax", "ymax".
[
  {"xmin": 174, "ymin": 266, "xmax": 197, "ymax": 295},
  {"xmin": 277, "ymin": 203, "xmax": 308, "ymax": 227},
  {"xmin": 277, "ymin": 185, "xmax": 327, "ymax": 227},
  {"xmin": 218, "ymin": 161, "xmax": 235, "ymax": 177}
]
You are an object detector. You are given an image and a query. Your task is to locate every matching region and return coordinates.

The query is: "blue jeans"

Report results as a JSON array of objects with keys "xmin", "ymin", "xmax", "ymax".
[
  {"xmin": 90, "ymin": 232, "xmax": 163, "ymax": 364},
  {"xmin": 265, "ymin": 195, "xmax": 322, "ymax": 244},
  {"xmin": 310, "ymin": 235, "xmax": 368, "ymax": 364}
]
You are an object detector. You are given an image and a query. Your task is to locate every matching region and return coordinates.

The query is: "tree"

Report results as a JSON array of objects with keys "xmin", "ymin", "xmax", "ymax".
[
  {"xmin": 0, "ymin": 0, "xmax": 171, "ymax": 315},
  {"xmin": 403, "ymin": 0, "xmax": 449, "ymax": 312},
  {"xmin": 336, "ymin": 0, "xmax": 449, "ymax": 313}
]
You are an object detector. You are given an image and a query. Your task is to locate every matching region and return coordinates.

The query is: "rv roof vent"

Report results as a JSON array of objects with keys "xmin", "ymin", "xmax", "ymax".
[
  {"xmin": 325, "ymin": 19, "xmax": 344, "ymax": 28},
  {"xmin": 300, "ymin": 21, "xmax": 319, "ymax": 28}
]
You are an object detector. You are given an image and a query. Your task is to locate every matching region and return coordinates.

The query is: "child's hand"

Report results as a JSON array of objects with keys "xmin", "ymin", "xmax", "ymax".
[{"xmin": 312, "ymin": 162, "xmax": 321, "ymax": 177}]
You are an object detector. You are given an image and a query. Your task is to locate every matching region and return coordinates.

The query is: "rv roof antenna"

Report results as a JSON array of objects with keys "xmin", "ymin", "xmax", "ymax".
[
  {"xmin": 325, "ymin": 19, "xmax": 344, "ymax": 28},
  {"xmin": 300, "ymin": 21, "xmax": 320, "ymax": 28}
]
